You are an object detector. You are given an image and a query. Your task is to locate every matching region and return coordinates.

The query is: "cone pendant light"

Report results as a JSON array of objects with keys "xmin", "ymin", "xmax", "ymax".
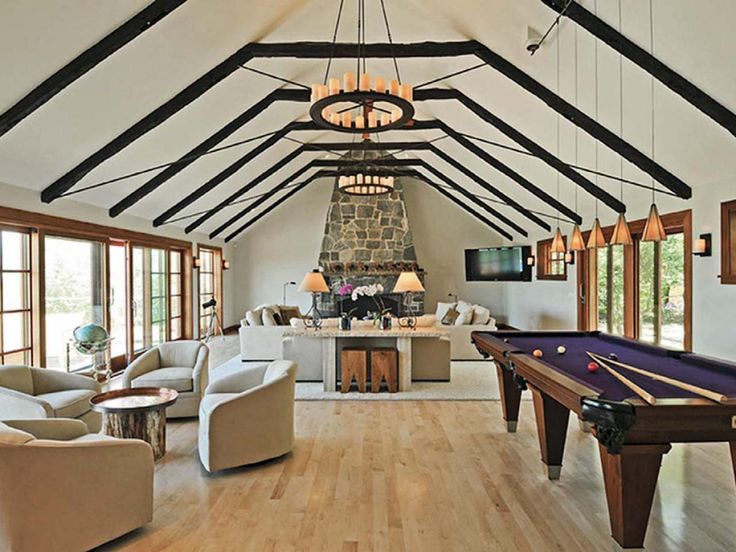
[
  {"xmin": 551, "ymin": 227, "xmax": 566, "ymax": 254},
  {"xmin": 569, "ymin": 224, "xmax": 586, "ymax": 251},
  {"xmin": 641, "ymin": 203, "xmax": 667, "ymax": 242},
  {"xmin": 610, "ymin": 213, "xmax": 633, "ymax": 245},
  {"xmin": 587, "ymin": 217, "xmax": 607, "ymax": 249}
]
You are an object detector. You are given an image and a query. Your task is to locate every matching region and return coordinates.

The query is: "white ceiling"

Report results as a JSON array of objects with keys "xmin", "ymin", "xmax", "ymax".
[{"xmin": 0, "ymin": 0, "xmax": 733, "ymax": 241}]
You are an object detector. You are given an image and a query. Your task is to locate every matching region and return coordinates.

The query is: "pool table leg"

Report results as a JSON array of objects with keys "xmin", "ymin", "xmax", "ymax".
[
  {"xmin": 598, "ymin": 443, "xmax": 672, "ymax": 549},
  {"xmin": 529, "ymin": 385, "xmax": 569, "ymax": 480},
  {"xmin": 495, "ymin": 362, "xmax": 522, "ymax": 432},
  {"xmin": 730, "ymin": 441, "xmax": 736, "ymax": 487}
]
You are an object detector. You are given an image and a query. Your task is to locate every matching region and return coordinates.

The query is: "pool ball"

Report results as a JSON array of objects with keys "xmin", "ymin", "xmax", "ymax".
[
  {"xmin": 532, "ymin": 349, "xmax": 544, "ymax": 358},
  {"xmin": 587, "ymin": 361, "xmax": 600, "ymax": 373},
  {"xmin": 608, "ymin": 353, "xmax": 619, "ymax": 361},
  {"xmin": 557, "ymin": 345, "xmax": 567, "ymax": 355},
  {"xmin": 503, "ymin": 338, "xmax": 509, "ymax": 343}
]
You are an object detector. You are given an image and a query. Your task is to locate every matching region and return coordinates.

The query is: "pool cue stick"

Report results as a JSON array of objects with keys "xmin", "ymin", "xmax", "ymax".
[
  {"xmin": 589, "ymin": 353, "xmax": 728, "ymax": 404},
  {"xmin": 586, "ymin": 352, "xmax": 657, "ymax": 405}
]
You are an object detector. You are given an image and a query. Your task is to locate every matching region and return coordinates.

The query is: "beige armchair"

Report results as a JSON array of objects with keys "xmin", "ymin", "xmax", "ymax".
[
  {"xmin": 122, "ymin": 340, "xmax": 209, "ymax": 418},
  {"xmin": 0, "ymin": 365, "xmax": 101, "ymax": 431},
  {"xmin": 198, "ymin": 360, "xmax": 296, "ymax": 472},
  {"xmin": 0, "ymin": 418, "xmax": 153, "ymax": 552}
]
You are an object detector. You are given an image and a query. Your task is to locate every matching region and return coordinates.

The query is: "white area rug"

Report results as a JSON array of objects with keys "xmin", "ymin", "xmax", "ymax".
[{"xmin": 212, "ymin": 356, "xmax": 509, "ymax": 401}]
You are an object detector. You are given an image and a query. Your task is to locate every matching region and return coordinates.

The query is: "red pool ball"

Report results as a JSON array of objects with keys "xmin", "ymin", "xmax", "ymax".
[
  {"xmin": 532, "ymin": 349, "xmax": 544, "ymax": 358},
  {"xmin": 587, "ymin": 361, "xmax": 600, "ymax": 373}
]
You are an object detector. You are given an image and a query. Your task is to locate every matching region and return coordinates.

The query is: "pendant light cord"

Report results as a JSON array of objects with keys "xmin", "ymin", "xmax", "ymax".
[
  {"xmin": 618, "ymin": 0, "xmax": 624, "ymax": 203},
  {"xmin": 555, "ymin": 23, "xmax": 561, "ymax": 227},
  {"xmin": 323, "ymin": 0, "xmax": 345, "ymax": 85},
  {"xmin": 649, "ymin": 0, "xmax": 656, "ymax": 203},
  {"xmin": 594, "ymin": 0, "xmax": 599, "ymax": 219},
  {"xmin": 574, "ymin": 23, "xmax": 579, "ymax": 214},
  {"xmin": 380, "ymin": 0, "xmax": 402, "ymax": 83}
]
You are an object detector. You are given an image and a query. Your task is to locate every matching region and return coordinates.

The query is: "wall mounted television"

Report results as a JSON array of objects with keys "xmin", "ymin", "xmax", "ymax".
[{"xmin": 465, "ymin": 246, "xmax": 532, "ymax": 282}]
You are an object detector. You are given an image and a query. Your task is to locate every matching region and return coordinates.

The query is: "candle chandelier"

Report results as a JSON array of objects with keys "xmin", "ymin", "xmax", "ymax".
[
  {"xmin": 310, "ymin": 0, "xmax": 414, "ymax": 134},
  {"xmin": 335, "ymin": 142, "xmax": 398, "ymax": 196}
]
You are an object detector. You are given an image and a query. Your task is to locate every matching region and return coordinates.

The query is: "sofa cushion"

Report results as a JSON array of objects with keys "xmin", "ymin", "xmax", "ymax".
[
  {"xmin": 245, "ymin": 309, "xmax": 263, "ymax": 326},
  {"xmin": 0, "ymin": 365, "xmax": 34, "ymax": 395},
  {"xmin": 158, "ymin": 341, "xmax": 203, "ymax": 368},
  {"xmin": 0, "ymin": 421, "xmax": 35, "ymax": 445},
  {"xmin": 415, "ymin": 314, "xmax": 437, "ymax": 327},
  {"xmin": 455, "ymin": 308, "xmax": 474, "ymax": 325},
  {"xmin": 435, "ymin": 302, "xmax": 456, "ymax": 322},
  {"xmin": 132, "ymin": 367, "xmax": 194, "ymax": 392},
  {"xmin": 456, "ymin": 300, "xmax": 473, "ymax": 314},
  {"xmin": 36, "ymin": 389, "xmax": 97, "ymax": 419},
  {"xmin": 262, "ymin": 308, "xmax": 279, "ymax": 326},
  {"xmin": 472, "ymin": 305, "xmax": 491, "ymax": 325}
]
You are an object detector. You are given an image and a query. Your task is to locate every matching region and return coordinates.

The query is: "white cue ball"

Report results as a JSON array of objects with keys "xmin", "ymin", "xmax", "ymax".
[{"xmin": 557, "ymin": 345, "xmax": 567, "ymax": 355}]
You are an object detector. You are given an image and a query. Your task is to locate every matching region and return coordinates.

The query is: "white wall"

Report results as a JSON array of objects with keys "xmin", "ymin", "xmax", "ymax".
[
  {"xmin": 231, "ymin": 175, "xmax": 507, "ymax": 320},
  {"xmin": 0, "ymin": 180, "xmax": 238, "ymax": 331}
]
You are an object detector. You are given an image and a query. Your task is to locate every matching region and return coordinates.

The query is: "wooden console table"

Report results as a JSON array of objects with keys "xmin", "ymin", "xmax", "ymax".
[{"xmin": 283, "ymin": 327, "xmax": 450, "ymax": 391}]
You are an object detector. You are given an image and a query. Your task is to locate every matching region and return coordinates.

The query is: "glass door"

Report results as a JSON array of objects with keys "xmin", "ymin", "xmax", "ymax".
[
  {"xmin": 108, "ymin": 241, "xmax": 129, "ymax": 370},
  {"xmin": 132, "ymin": 246, "xmax": 170, "ymax": 353}
]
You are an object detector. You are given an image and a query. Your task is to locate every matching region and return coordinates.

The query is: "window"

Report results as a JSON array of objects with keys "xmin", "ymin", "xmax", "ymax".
[
  {"xmin": 170, "ymin": 251, "xmax": 183, "ymax": 340},
  {"xmin": 198, "ymin": 246, "xmax": 222, "ymax": 337},
  {"xmin": 722, "ymin": 199, "xmax": 736, "ymax": 284},
  {"xmin": 44, "ymin": 236, "xmax": 106, "ymax": 371},
  {"xmin": 579, "ymin": 210, "xmax": 691, "ymax": 350},
  {"xmin": 536, "ymin": 238, "xmax": 567, "ymax": 280},
  {"xmin": 133, "ymin": 247, "xmax": 176, "ymax": 352},
  {"xmin": 0, "ymin": 229, "xmax": 32, "ymax": 365}
]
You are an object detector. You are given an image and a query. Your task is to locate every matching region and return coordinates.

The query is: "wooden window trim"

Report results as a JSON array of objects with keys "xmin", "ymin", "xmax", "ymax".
[
  {"xmin": 196, "ymin": 244, "xmax": 223, "ymax": 338},
  {"xmin": 536, "ymin": 238, "xmax": 567, "ymax": 281},
  {"xmin": 721, "ymin": 199, "xmax": 736, "ymax": 284},
  {"xmin": 577, "ymin": 209, "xmax": 692, "ymax": 350}
]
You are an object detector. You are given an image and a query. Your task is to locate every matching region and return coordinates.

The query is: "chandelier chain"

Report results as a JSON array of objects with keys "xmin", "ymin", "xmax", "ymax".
[
  {"xmin": 323, "ymin": 0, "xmax": 345, "ymax": 85},
  {"xmin": 379, "ymin": 0, "xmax": 402, "ymax": 82}
]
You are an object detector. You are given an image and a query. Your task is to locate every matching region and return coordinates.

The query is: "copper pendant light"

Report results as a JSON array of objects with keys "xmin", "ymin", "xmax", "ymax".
[
  {"xmin": 610, "ymin": 213, "xmax": 633, "ymax": 245},
  {"xmin": 569, "ymin": 224, "xmax": 586, "ymax": 251},
  {"xmin": 641, "ymin": 203, "xmax": 667, "ymax": 242},
  {"xmin": 551, "ymin": 227, "xmax": 566, "ymax": 254},
  {"xmin": 587, "ymin": 217, "xmax": 607, "ymax": 249}
]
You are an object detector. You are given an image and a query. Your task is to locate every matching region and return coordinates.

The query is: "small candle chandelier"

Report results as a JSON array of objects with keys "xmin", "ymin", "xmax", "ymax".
[
  {"xmin": 310, "ymin": 0, "xmax": 414, "ymax": 134},
  {"xmin": 335, "ymin": 141, "xmax": 398, "ymax": 196}
]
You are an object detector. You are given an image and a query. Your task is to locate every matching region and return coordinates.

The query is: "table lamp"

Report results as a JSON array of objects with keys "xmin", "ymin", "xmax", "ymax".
[
  {"xmin": 393, "ymin": 271, "xmax": 424, "ymax": 330},
  {"xmin": 298, "ymin": 269, "xmax": 330, "ymax": 329}
]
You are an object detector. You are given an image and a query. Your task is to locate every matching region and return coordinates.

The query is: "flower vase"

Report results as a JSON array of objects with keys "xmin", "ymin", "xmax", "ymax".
[
  {"xmin": 339, "ymin": 316, "xmax": 351, "ymax": 331},
  {"xmin": 380, "ymin": 315, "xmax": 392, "ymax": 331}
]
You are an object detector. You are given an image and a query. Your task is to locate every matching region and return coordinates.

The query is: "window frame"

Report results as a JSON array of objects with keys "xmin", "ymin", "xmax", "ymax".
[
  {"xmin": 577, "ymin": 209, "xmax": 692, "ymax": 350},
  {"xmin": 721, "ymin": 199, "xmax": 736, "ymax": 284},
  {"xmin": 0, "ymin": 225, "xmax": 33, "ymax": 365},
  {"xmin": 536, "ymin": 237, "xmax": 568, "ymax": 281},
  {"xmin": 197, "ymin": 244, "xmax": 223, "ymax": 339}
]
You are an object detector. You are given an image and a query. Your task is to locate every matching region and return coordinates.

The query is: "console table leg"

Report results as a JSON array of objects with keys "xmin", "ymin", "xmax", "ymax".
[{"xmin": 397, "ymin": 337, "xmax": 411, "ymax": 391}]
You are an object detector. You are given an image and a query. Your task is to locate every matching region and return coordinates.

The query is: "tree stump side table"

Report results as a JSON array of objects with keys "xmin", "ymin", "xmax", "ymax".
[{"xmin": 90, "ymin": 387, "xmax": 178, "ymax": 460}]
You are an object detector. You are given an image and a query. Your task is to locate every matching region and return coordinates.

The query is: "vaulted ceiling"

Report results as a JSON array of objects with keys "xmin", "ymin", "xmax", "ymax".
[{"xmin": 1, "ymin": 0, "xmax": 734, "ymax": 242}]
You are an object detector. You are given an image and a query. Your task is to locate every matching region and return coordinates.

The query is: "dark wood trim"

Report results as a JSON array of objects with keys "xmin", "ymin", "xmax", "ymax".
[
  {"xmin": 0, "ymin": 206, "xmax": 192, "ymax": 249},
  {"xmin": 0, "ymin": 0, "xmax": 187, "ymax": 139},
  {"xmin": 536, "ymin": 237, "xmax": 567, "ymax": 281},
  {"xmin": 196, "ymin": 244, "xmax": 223, "ymax": 337},
  {"xmin": 540, "ymin": 0, "xmax": 736, "ymax": 137},
  {"xmin": 246, "ymin": 40, "xmax": 479, "ymax": 58},
  {"xmin": 721, "ymin": 200, "xmax": 736, "ymax": 284},
  {"xmin": 111, "ymin": 90, "xmax": 311, "ymax": 217}
]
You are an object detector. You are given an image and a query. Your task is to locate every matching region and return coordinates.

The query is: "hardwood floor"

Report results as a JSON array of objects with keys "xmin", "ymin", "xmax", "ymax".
[{"xmin": 98, "ymin": 392, "xmax": 736, "ymax": 551}]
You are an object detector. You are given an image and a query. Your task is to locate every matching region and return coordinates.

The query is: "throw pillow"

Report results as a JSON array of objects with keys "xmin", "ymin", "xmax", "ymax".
[
  {"xmin": 245, "ymin": 308, "xmax": 263, "ymax": 326},
  {"xmin": 441, "ymin": 307, "xmax": 459, "ymax": 325},
  {"xmin": 455, "ymin": 308, "xmax": 474, "ymax": 325},
  {"xmin": 261, "ymin": 308, "xmax": 278, "ymax": 326},
  {"xmin": 472, "ymin": 305, "xmax": 491, "ymax": 325},
  {"xmin": 456, "ymin": 300, "xmax": 473, "ymax": 314},
  {"xmin": 415, "ymin": 314, "xmax": 437, "ymax": 327},
  {"xmin": 279, "ymin": 306, "xmax": 301, "ymax": 324},
  {"xmin": 435, "ymin": 301, "xmax": 456, "ymax": 322}
]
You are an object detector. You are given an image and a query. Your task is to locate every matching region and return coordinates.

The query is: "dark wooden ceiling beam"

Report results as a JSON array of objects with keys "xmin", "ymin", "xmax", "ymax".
[
  {"xmin": 41, "ymin": 40, "xmax": 257, "ymax": 203},
  {"xmin": 246, "ymin": 41, "xmax": 478, "ymax": 59},
  {"xmin": 155, "ymin": 121, "xmax": 315, "ymax": 227},
  {"xmin": 109, "ymin": 88, "xmax": 309, "ymax": 217},
  {"xmin": 401, "ymin": 169, "xmax": 514, "ymax": 240},
  {"xmin": 0, "ymin": 0, "xmax": 188, "ymax": 138},
  {"xmin": 540, "ymin": 0, "xmax": 736, "ymax": 137},
  {"xmin": 472, "ymin": 43, "xmax": 692, "ymax": 199},
  {"xmin": 224, "ymin": 171, "xmax": 337, "ymax": 243}
]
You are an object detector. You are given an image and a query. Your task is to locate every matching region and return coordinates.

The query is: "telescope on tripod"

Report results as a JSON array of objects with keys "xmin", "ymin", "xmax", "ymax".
[{"xmin": 201, "ymin": 298, "xmax": 224, "ymax": 343}]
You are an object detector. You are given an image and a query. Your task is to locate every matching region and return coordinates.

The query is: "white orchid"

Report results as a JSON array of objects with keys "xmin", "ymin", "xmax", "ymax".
[{"xmin": 350, "ymin": 283, "xmax": 384, "ymax": 301}]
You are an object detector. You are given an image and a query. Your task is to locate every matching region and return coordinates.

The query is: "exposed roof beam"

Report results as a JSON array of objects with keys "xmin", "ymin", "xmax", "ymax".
[
  {"xmin": 109, "ymin": 88, "xmax": 309, "ymax": 217},
  {"xmin": 246, "ymin": 41, "xmax": 479, "ymax": 59},
  {"xmin": 540, "ymin": 0, "xmax": 736, "ymax": 137},
  {"xmin": 472, "ymin": 43, "xmax": 691, "ymax": 199},
  {"xmin": 40, "ymin": 39, "xmax": 257, "ymax": 203},
  {"xmin": 224, "ymin": 171, "xmax": 334, "ymax": 242},
  {"xmin": 0, "ymin": 0, "xmax": 188, "ymax": 138}
]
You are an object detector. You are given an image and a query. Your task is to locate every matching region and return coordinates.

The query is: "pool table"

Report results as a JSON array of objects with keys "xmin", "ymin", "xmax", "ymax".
[{"xmin": 471, "ymin": 330, "xmax": 736, "ymax": 549}]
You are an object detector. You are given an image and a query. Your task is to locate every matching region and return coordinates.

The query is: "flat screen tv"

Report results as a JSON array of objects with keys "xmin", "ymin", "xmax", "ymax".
[{"xmin": 465, "ymin": 246, "xmax": 532, "ymax": 282}]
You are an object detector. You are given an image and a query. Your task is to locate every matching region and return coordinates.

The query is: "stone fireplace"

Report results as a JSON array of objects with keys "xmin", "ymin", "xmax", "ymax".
[{"xmin": 317, "ymin": 176, "xmax": 424, "ymax": 318}]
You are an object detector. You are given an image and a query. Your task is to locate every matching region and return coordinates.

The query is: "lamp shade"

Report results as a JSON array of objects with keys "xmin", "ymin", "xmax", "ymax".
[
  {"xmin": 550, "ymin": 227, "xmax": 566, "ymax": 254},
  {"xmin": 298, "ymin": 270, "xmax": 329, "ymax": 293},
  {"xmin": 569, "ymin": 224, "xmax": 586, "ymax": 251},
  {"xmin": 587, "ymin": 218, "xmax": 607, "ymax": 249},
  {"xmin": 392, "ymin": 271, "xmax": 425, "ymax": 293},
  {"xmin": 610, "ymin": 213, "xmax": 633, "ymax": 246},
  {"xmin": 641, "ymin": 203, "xmax": 667, "ymax": 242}
]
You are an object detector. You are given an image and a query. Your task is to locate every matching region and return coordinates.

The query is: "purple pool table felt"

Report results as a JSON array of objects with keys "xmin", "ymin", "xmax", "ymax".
[{"xmin": 497, "ymin": 333, "xmax": 736, "ymax": 402}]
